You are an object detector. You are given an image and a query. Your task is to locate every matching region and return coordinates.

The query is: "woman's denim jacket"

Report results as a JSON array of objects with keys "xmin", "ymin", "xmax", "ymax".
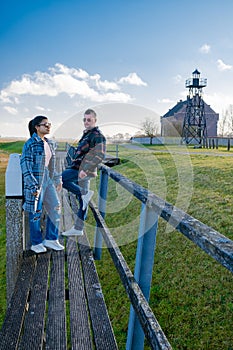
[{"xmin": 20, "ymin": 132, "xmax": 61, "ymax": 212}]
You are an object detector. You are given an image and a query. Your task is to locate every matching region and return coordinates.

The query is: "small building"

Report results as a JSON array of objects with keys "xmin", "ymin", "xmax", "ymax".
[{"xmin": 161, "ymin": 99, "xmax": 219, "ymax": 137}]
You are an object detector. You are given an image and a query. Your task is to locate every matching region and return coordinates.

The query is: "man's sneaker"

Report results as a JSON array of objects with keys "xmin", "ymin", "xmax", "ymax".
[
  {"xmin": 62, "ymin": 226, "xmax": 84, "ymax": 237},
  {"xmin": 31, "ymin": 243, "xmax": 47, "ymax": 254},
  {"xmin": 43, "ymin": 239, "xmax": 64, "ymax": 251},
  {"xmin": 81, "ymin": 190, "xmax": 94, "ymax": 210}
]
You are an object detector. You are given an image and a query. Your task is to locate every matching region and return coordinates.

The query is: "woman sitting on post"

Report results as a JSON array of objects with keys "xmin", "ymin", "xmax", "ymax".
[{"xmin": 20, "ymin": 116, "xmax": 64, "ymax": 254}]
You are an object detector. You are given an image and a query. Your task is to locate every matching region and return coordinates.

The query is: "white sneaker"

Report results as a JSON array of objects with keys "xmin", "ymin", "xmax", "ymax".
[
  {"xmin": 62, "ymin": 226, "xmax": 84, "ymax": 237},
  {"xmin": 31, "ymin": 243, "xmax": 47, "ymax": 254},
  {"xmin": 81, "ymin": 190, "xmax": 94, "ymax": 210},
  {"xmin": 43, "ymin": 239, "xmax": 64, "ymax": 251}
]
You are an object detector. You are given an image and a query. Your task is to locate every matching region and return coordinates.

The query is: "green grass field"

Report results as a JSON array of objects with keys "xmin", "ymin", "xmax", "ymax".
[{"xmin": 0, "ymin": 141, "xmax": 232, "ymax": 349}]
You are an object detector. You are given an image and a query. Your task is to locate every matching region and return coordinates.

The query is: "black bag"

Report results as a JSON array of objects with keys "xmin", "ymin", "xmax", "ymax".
[{"xmin": 65, "ymin": 145, "xmax": 77, "ymax": 167}]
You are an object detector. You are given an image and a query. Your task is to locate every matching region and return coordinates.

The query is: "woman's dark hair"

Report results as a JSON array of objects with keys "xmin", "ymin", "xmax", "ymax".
[{"xmin": 28, "ymin": 116, "xmax": 48, "ymax": 137}]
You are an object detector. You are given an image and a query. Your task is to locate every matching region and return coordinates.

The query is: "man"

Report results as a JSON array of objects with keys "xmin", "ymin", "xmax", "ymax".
[{"xmin": 62, "ymin": 109, "xmax": 106, "ymax": 236}]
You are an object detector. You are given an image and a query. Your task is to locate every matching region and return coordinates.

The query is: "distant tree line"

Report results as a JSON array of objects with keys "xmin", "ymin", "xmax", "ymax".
[{"xmin": 106, "ymin": 117, "xmax": 161, "ymax": 143}]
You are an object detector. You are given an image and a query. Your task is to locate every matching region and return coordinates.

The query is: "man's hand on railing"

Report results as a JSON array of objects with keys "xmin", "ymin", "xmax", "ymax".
[{"xmin": 79, "ymin": 170, "xmax": 88, "ymax": 179}]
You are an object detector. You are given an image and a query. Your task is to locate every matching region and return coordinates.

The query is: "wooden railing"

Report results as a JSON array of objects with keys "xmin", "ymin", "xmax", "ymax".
[{"xmin": 92, "ymin": 163, "xmax": 233, "ymax": 349}]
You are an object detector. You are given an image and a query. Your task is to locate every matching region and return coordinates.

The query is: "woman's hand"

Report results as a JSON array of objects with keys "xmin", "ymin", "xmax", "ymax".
[
  {"xmin": 32, "ymin": 190, "xmax": 39, "ymax": 197},
  {"xmin": 56, "ymin": 183, "xmax": 62, "ymax": 192}
]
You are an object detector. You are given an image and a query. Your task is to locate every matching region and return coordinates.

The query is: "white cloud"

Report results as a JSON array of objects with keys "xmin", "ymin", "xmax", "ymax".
[
  {"xmin": 158, "ymin": 98, "xmax": 174, "ymax": 104},
  {"xmin": 118, "ymin": 73, "xmax": 147, "ymax": 86},
  {"xmin": 0, "ymin": 63, "xmax": 136, "ymax": 105},
  {"xmin": 53, "ymin": 74, "xmax": 98, "ymax": 98},
  {"xmin": 205, "ymin": 92, "xmax": 233, "ymax": 114},
  {"xmin": 0, "ymin": 90, "xmax": 11, "ymax": 103},
  {"xmin": 217, "ymin": 59, "xmax": 232, "ymax": 71},
  {"xmin": 173, "ymin": 74, "xmax": 182, "ymax": 84},
  {"xmin": 97, "ymin": 92, "xmax": 132, "ymax": 103},
  {"xmin": 96, "ymin": 80, "xmax": 120, "ymax": 91},
  {"xmin": 50, "ymin": 63, "xmax": 90, "ymax": 80},
  {"xmin": 35, "ymin": 106, "xmax": 46, "ymax": 111},
  {"xmin": 199, "ymin": 44, "xmax": 211, "ymax": 54},
  {"xmin": 34, "ymin": 106, "xmax": 52, "ymax": 114},
  {"xmin": 3, "ymin": 106, "xmax": 18, "ymax": 115},
  {"xmin": 0, "ymin": 64, "xmax": 145, "ymax": 137}
]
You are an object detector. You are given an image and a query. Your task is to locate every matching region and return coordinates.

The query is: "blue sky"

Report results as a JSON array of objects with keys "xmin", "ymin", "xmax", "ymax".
[{"xmin": 1, "ymin": 0, "xmax": 233, "ymax": 138}]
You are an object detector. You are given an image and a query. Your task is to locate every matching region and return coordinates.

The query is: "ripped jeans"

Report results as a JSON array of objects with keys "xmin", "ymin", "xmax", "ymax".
[{"xmin": 29, "ymin": 168, "xmax": 60, "ymax": 245}]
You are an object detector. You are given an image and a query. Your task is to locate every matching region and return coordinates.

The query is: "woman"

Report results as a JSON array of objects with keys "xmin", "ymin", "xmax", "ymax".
[{"xmin": 20, "ymin": 115, "xmax": 64, "ymax": 253}]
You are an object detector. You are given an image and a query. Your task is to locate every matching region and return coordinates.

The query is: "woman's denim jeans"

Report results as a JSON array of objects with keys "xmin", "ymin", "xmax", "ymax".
[
  {"xmin": 62, "ymin": 168, "xmax": 90, "ymax": 230},
  {"xmin": 29, "ymin": 168, "xmax": 60, "ymax": 245}
]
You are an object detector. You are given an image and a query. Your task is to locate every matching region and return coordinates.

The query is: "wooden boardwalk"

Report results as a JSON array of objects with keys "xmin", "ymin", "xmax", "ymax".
[
  {"xmin": 4, "ymin": 151, "xmax": 232, "ymax": 349},
  {"xmin": 0, "ymin": 161, "xmax": 118, "ymax": 349}
]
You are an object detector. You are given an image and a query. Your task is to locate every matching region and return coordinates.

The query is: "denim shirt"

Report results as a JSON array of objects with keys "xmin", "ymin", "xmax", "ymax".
[{"xmin": 20, "ymin": 132, "xmax": 61, "ymax": 212}]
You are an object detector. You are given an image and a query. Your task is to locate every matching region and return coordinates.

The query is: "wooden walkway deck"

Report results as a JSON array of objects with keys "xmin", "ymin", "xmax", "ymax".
[
  {"xmin": 4, "ymin": 151, "xmax": 232, "ymax": 349},
  {"xmin": 0, "ymin": 161, "xmax": 118, "ymax": 349}
]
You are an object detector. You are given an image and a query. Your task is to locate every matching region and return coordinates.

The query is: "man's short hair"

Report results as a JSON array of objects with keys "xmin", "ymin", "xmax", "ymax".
[{"xmin": 84, "ymin": 109, "xmax": 97, "ymax": 119}]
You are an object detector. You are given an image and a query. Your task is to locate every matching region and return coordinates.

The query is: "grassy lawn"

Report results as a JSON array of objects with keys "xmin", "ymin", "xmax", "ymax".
[
  {"xmin": 0, "ymin": 141, "xmax": 232, "ymax": 349},
  {"xmin": 92, "ymin": 144, "xmax": 233, "ymax": 350}
]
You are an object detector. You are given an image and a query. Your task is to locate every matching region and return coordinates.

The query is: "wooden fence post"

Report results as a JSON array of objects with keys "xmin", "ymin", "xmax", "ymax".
[
  {"xmin": 5, "ymin": 153, "xmax": 24, "ymax": 305},
  {"xmin": 94, "ymin": 169, "xmax": 109, "ymax": 260},
  {"xmin": 126, "ymin": 203, "xmax": 159, "ymax": 350},
  {"xmin": 115, "ymin": 144, "xmax": 119, "ymax": 158},
  {"xmin": 209, "ymin": 138, "xmax": 211, "ymax": 149},
  {"xmin": 212, "ymin": 138, "xmax": 215, "ymax": 149}
]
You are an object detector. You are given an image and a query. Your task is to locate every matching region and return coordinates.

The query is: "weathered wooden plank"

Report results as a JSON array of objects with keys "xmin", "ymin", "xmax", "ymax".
[
  {"xmin": 66, "ymin": 237, "xmax": 93, "ymax": 350},
  {"xmin": 0, "ymin": 254, "xmax": 36, "ymax": 350},
  {"xmin": 57, "ymin": 156, "xmax": 74, "ymax": 232},
  {"xmin": 59, "ymin": 190, "xmax": 65, "ymax": 233},
  {"xmin": 18, "ymin": 252, "xmax": 51, "ymax": 350},
  {"xmin": 99, "ymin": 164, "xmax": 233, "ymax": 273},
  {"xmin": 45, "ymin": 247, "xmax": 67, "ymax": 350},
  {"xmin": 89, "ymin": 201, "xmax": 172, "ymax": 350},
  {"xmin": 78, "ymin": 234, "xmax": 118, "ymax": 350},
  {"xmin": 61, "ymin": 190, "xmax": 76, "ymax": 231},
  {"xmin": 67, "ymin": 191, "xmax": 117, "ymax": 348},
  {"xmin": 5, "ymin": 198, "xmax": 24, "ymax": 305}
]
